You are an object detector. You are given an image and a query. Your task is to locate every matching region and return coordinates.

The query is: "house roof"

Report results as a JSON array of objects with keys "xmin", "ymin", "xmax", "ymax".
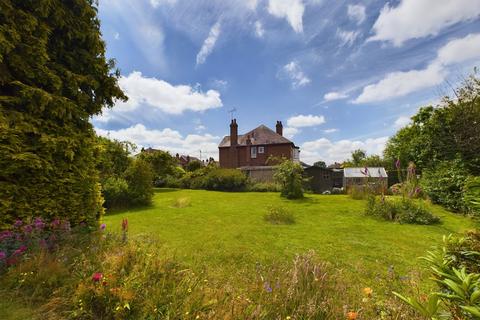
[
  {"xmin": 344, "ymin": 167, "xmax": 388, "ymax": 178},
  {"xmin": 218, "ymin": 125, "xmax": 293, "ymax": 147}
]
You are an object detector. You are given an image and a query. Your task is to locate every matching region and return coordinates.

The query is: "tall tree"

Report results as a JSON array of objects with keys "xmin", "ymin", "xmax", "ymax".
[{"xmin": 0, "ymin": 0, "xmax": 126, "ymax": 227}]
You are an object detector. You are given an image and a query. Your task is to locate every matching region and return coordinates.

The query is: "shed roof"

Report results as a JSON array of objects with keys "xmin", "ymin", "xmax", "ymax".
[
  {"xmin": 344, "ymin": 167, "xmax": 388, "ymax": 178},
  {"xmin": 218, "ymin": 125, "xmax": 293, "ymax": 147}
]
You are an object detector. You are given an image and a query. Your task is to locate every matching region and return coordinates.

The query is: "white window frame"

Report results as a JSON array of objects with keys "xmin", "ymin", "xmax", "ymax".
[
  {"xmin": 251, "ymin": 146, "xmax": 257, "ymax": 158},
  {"xmin": 258, "ymin": 146, "xmax": 265, "ymax": 154}
]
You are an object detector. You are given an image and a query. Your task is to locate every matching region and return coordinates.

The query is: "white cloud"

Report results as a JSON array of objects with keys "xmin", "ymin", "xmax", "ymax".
[
  {"xmin": 324, "ymin": 91, "xmax": 348, "ymax": 101},
  {"xmin": 394, "ymin": 116, "xmax": 411, "ymax": 128},
  {"xmin": 268, "ymin": 0, "xmax": 305, "ymax": 33},
  {"xmin": 254, "ymin": 21, "xmax": 265, "ymax": 38},
  {"xmin": 355, "ymin": 33, "xmax": 480, "ymax": 103},
  {"xmin": 369, "ymin": 0, "xmax": 480, "ymax": 46},
  {"xmin": 323, "ymin": 128, "xmax": 339, "ymax": 133},
  {"xmin": 96, "ymin": 124, "xmax": 220, "ymax": 160},
  {"xmin": 150, "ymin": 0, "xmax": 177, "ymax": 8},
  {"xmin": 114, "ymin": 32, "xmax": 120, "ymax": 40},
  {"xmin": 434, "ymin": 33, "xmax": 480, "ymax": 66},
  {"xmin": 246, "ymin": 0, "xmax": 258, "ymax": 11},
  {"xmin": 98, "ymin": 71, "xmax": 222, "ymax": 119},
  {"xmin": 195, "ymin": 124, "xmax": 207, "ymax": 132},
  {"xmin": 196, "ymin": 21, "xmax": 221, "ymax": 65},
  {"xmin": 347, "ymin": 4, "xmax": 366, "ymax": 25},
  {"xmin": 287, "ymin": 114, "xmax": 325, "ymax": 128},
  {"xmin": 336, "ymin": 29, "xmax": 360, "ymax": 46},
  {"xmin": 283, "ymin": 127, "xmax": 300, "ymax": 139},
  {"xmin": 300, "ymin": 136, "xmax": 389, "ymax": 164},
  {"xmin": 354, "ymin": 64, "xmax": 445, "ymax": 104},
  {"xmin": 282, "ymin": 61, "xmax": 311, "ymax": 88}
]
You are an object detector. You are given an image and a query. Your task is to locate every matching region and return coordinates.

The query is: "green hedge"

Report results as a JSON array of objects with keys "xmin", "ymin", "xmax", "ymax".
[{"xmin": 0, "ymin": 0, "xmax": 125, "ymax": 228}]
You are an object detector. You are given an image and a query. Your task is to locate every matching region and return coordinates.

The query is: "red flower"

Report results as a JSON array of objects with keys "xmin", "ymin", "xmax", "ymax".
[
  {"xmin": 92, "ymin": 272, "xmax": 103, "ymax": 282},
  {"xmin": 121, "ymin": 218, "xmax": 128, "ymax": 232}
]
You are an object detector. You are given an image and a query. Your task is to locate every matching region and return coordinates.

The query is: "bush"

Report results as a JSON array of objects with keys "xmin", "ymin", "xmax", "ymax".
[
  {"xmin": 365, "ymin": 196, "xmax": 440, "ymax": 225},
  {"xmin": 421, "ymin": 159, "xmax": 468, "ymax": 212},
  {"xmin": 463, "ymin": 176, "xmax": 480, "ymax": 217},
  {"xmin": 394, "ymin": 232, "xmax": 480, "ymax": 319},
  {"xmin": 180, "ymin": 167, "xmax": 247, "ymax": 192},
  {"xmin": 273, "ymin": 160, "xmax": 305, "ymax": 199},
  {"xmin": 389, "ymin": 183, "xmax": 403, "ymax": 195},
  {"xmin": 102, "ymin": 177, "xmax": 130, "ymax": 209},
  {"xmin": 185, "ymin": 160, "xmax": 202, "ymax": 172},
  {"xmin": 124, "ymin": 159, "xmax": 154, "ymax": 206},
  {"xmin": 264, "ymin": 206, "xmax": 296, "ymax": 224},
  {"xmin": 247, "ymin": 182, "xmax": 281, "ymax": 192}
]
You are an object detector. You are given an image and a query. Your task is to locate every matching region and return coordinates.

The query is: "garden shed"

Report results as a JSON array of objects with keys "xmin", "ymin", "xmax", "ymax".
[
  {"xmin": 304, "ymin": 167, "xmax": 334, "ymax": 193},
  {"xmin": 343, "ymin": 167, "xmax": 388, "ymax": 193}
]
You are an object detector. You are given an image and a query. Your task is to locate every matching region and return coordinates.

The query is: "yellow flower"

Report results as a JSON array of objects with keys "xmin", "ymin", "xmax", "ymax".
[
  {"xmin": 286, "ymin": 316, "xmax": 292, "ymax": 320},
  {"xmin": 188, "ymin": 288, "xmax": 192, "ymax": 293},
  {"xmin": 363, "ymin": 287, "xmax": 373, "ymax": 297}
]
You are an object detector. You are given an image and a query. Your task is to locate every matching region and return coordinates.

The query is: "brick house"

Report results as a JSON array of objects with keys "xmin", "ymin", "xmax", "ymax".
[{"xmin": 218, "ymin": 119, "xmax": 299, "ymax": 180}]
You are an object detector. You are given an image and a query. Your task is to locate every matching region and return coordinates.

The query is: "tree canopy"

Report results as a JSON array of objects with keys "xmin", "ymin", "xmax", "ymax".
[{"xmin": 0, "ymin": 0, "xmax": 126, "ymax": 227}]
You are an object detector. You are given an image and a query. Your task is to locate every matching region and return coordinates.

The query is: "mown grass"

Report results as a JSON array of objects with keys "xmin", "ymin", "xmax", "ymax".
[{"xmin": 103, "ymin": 189, "xmax": 478, "ymax": 286}]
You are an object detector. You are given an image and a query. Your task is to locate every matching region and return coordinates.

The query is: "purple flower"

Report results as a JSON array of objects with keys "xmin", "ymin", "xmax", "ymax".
[
  {"xmin": 264, "ymin": 282, "xmax": 272, "ymax": 293},
  {"xmin": 34, "ymin": 217, "xmax": 45, "ymax": 230},
  {"xmin": 13, "ymin": 245, "xmax": 27, "ymax": 256},
  {"xmin": 14, "ymin": 220, "xmax": 23, "ymax": 228},
  {"xmin": 0, "ymin": 251, "xmax": 6, "ymax": 260},
  {"xmin": 23, "ymin": 224, "xmax": 33, "ymax": 233},
  {"xmin": 100, "ymin": 223, "xmax": 106, "ymax": 231},
  {"xmin": 0, "ymin": 231, "xmax": 13, "ymax": 241}
]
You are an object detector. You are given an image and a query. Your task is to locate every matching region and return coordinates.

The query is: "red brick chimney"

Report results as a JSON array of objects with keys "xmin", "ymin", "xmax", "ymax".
[
  {"xmin": 230, "ymin": 119, "xmax": 238, "ymax": 146},
  {"xmin": 276, "ymin": 121, "xmax": 283, "ymax": 136}
]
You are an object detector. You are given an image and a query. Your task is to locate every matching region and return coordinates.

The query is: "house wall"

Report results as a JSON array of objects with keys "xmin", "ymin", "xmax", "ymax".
[
  {"xmin": 219, "ymin": 143, "xmax": 293, "ymax": 168},
  {"xmin": 241, "ymin": 166, "xmax": 275, "ymax": 182}
]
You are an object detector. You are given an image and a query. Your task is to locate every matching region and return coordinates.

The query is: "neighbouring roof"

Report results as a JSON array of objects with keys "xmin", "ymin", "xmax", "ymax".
[
  {"xmin": 344, "ymin": 167, "xmax": 388, "ymax": 178},
  {"xmin": 219, "ymin": 125, "xmax": 293, "ymax": 147}
]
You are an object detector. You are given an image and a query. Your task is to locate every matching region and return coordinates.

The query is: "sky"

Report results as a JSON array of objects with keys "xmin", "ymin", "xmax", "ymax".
[{"xmin": 93, "ymin": 0, "xmax": 480, "ymax": 165}]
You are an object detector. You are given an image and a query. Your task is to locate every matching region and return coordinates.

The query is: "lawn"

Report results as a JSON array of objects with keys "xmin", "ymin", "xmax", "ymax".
[{"xmin": 103, "ymin": 189, "xmax": 478, "ymax": 286}]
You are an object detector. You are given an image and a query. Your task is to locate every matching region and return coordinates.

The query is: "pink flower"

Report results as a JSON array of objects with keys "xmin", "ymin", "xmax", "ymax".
[
  {"xmin": 395, "ymin": 159, "xmax": 401, "ymax": 169},
  {"xmin": 100, "ymin": 223, "xmax": 106, "ymax": 230},
  {"xmin": 92, "ymin": 272, "xmax": 103, "ymax": 282},
  {"xmin": 0, "ymin": 251, "xmax": 6, "ymax": 260}
]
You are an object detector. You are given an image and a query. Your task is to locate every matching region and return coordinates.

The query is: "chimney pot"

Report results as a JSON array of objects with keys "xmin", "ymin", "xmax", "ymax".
[{"xmin": 276, "ymin": 120, "xmax": 283, "ymax": 136}]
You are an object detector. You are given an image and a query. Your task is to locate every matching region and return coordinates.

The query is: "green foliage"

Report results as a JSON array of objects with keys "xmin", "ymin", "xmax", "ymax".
[
  {"xmin": 124, "ymin": 159, "xmax": 154, "ymax": 206},
  {"xmin": 264, "ymin": 206, "xmax": 295, "ymax": 224},
  {"xmin": 421, "ymin": 159, "xmax": 468, "ymax": 212},
  {"xmin": 0, "ymin": 0, "xmax": 125, "ymax": 228},
  {"xmin": 185, "ymin": 160, "xmax": 202, "ymax": 172},
  {"xmin": 138, "ymin": 149, "xmax": 177, "ymax": 184},
  {"xmin": 102, "ymin": 177, "xmax": 130, "ymax": 209},
  {"xmin": 384, "ymin": 71, "xmax": 480, "ymax": 176},
  {"xmin": 200, "ymin": 168, "xmax": 248, "ymax": 191},
  {"xmin": 313, "ymin": 160, "xmax": 326, "ymax": 168},
  {"xmin": 96, "ymin": 136, "xmax": 134, "ymax": 182},
  {"xmin": 273, "ymin": 159, "xmax": 305, "ymax": 199},
  {"xmin": 464, "ymin": 177, "xmax": 480, "ymax": 217},
  {"xmin": 394, "ymin": 232, "xmax": 480, "ymax": 319},
  {"xmin": 247, "ymin": 182, "xmax": 281, "ymax": 192},
  {"xmin": 365, "ymin": 196, "xmax": 440, "ymax": 225}
]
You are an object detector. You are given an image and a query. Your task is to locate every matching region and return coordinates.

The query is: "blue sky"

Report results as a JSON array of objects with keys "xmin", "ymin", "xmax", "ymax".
[{"xmin": 93, "ymin": 0, "xmax": 480, "ymax": 164}]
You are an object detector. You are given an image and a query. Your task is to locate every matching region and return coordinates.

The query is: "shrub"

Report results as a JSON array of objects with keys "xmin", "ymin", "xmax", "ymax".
[
  {"xmin": 102, "ymin": 177, "xmax": 130, "ymax": 209},
  {"xmin": 394, "ymin": 232, "xmax": 480, "ymax": 319},
  {"xmin": 389, "ymin": 183, "xmax": 403, "ymax": 195},
  {"xmin": 463, "ymin": 176, "xmax": 480, "ymax": 217},
  {"xmin": 273, "ymin": 159, "xmax": 305, "ymax": 199},
  {"xmin": 421, "ymin": 159, "xmax": 468, "ymax": 212},
  {"xmin": 182, "ymin": 168, "xmax": 247, "ymax": 191},
  {"xmin": 0, "ymin": 0, "xmax": 125, "ymax": 229},
  {"xmin": 138, "ymin": 149, "xmax": 178, "ymax": 183},
  {"xmin": 264, "ymin": 206, "xmax": 295, "ymax": 224},
  {"xmin": 185, "ymin": 160, "xmax": 203, "ymax": 172},
  {"xmin": 247, "ymin": 182, "xmax": 281, "ymax": 192},
  {"xmin": 124, "ymin": 159, "xmax": 154, "ymax": 206},
  {"xmin": 365, "ymin": 196, "xmax": 440, "ymax": 225}
]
